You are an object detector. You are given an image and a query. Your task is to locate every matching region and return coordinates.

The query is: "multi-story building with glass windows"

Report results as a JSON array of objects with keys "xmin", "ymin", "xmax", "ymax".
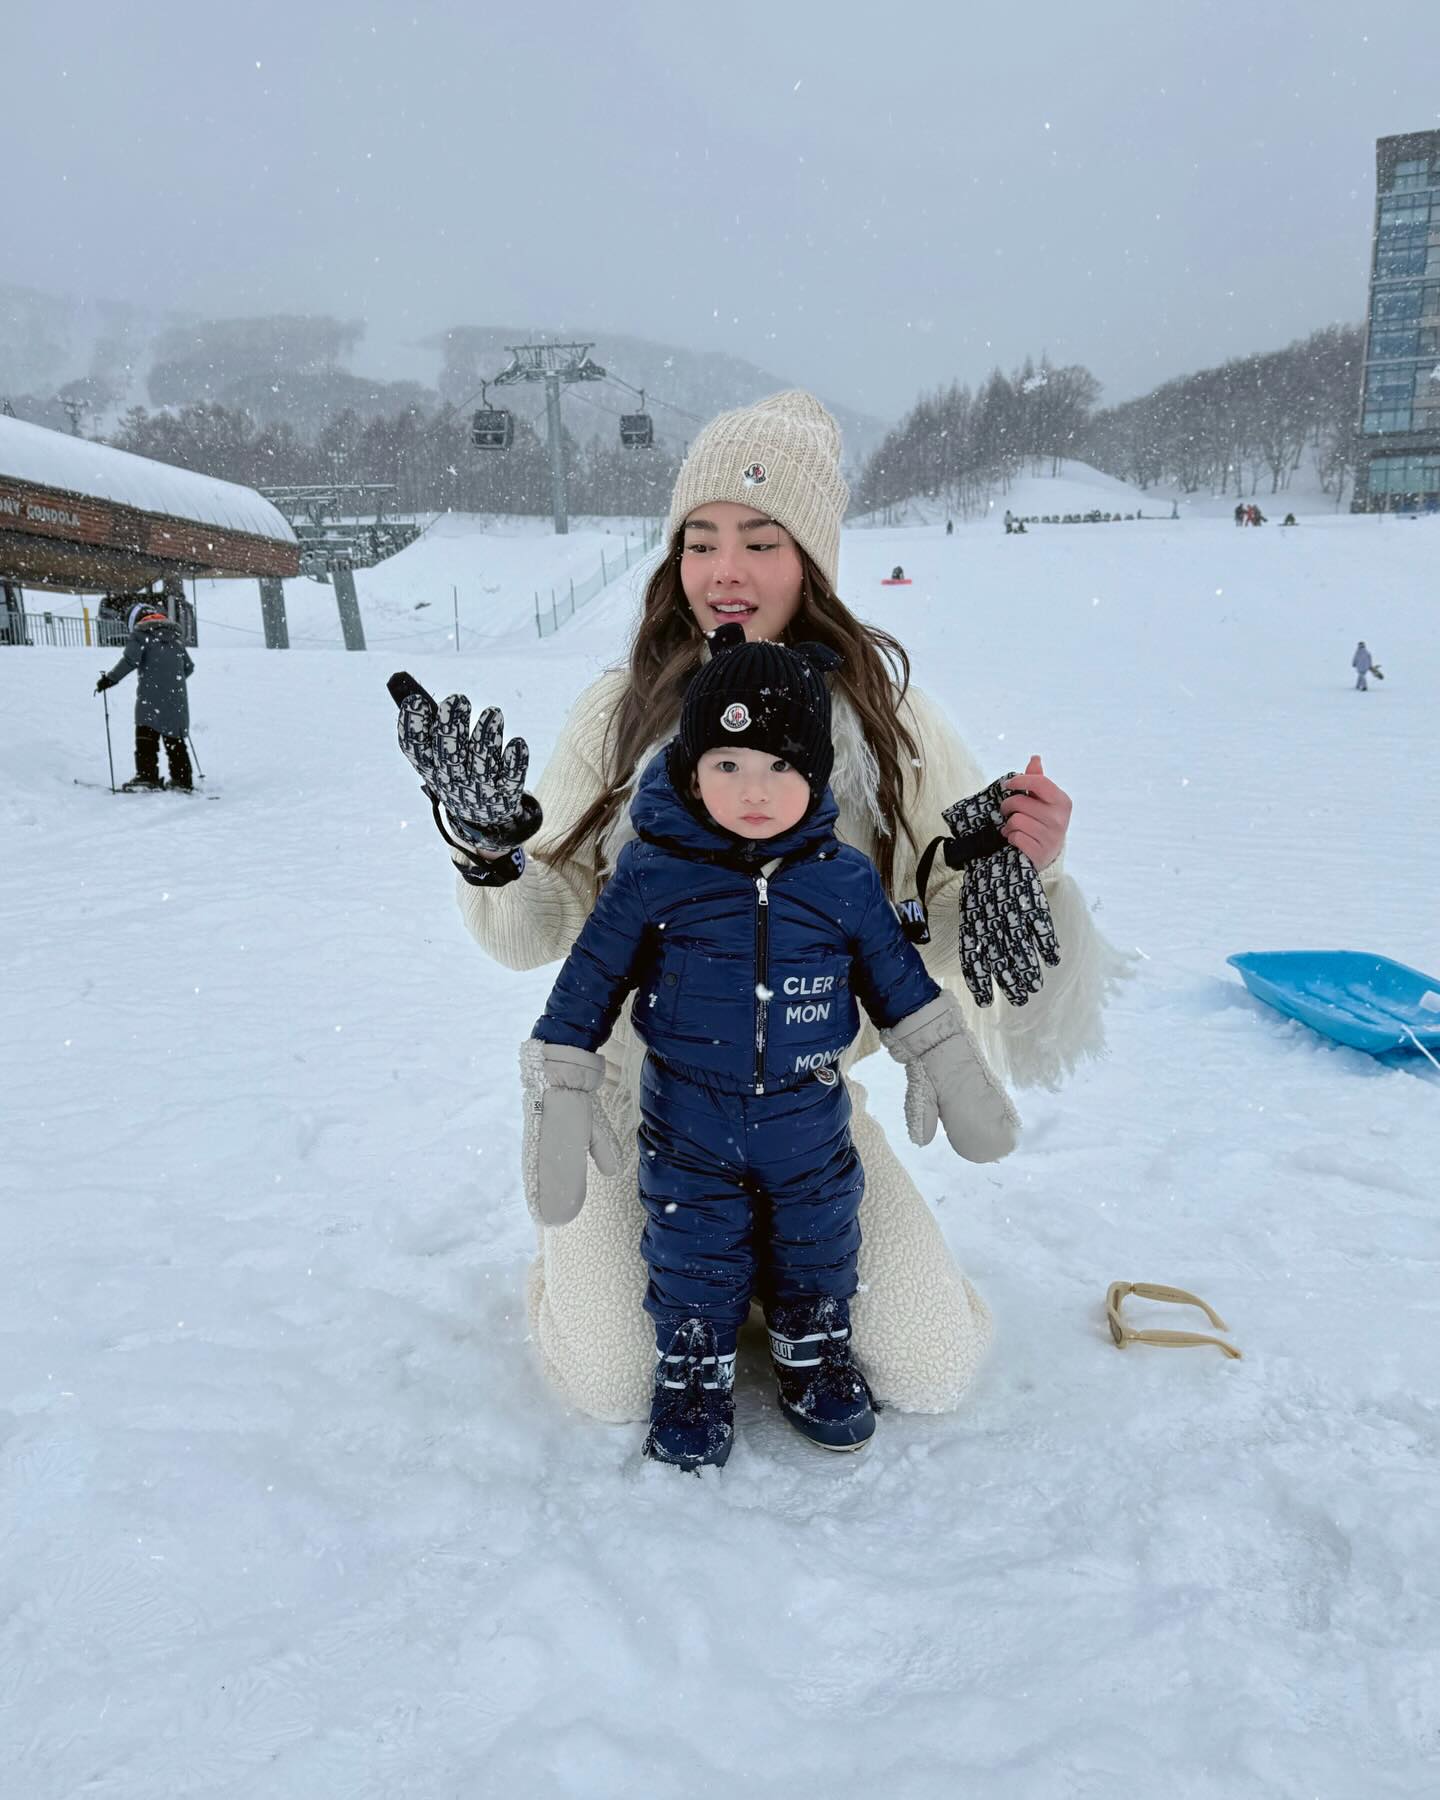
[{"xmin": 1352, "ymin": 131, "xmax": 1440, "ymax": 511}]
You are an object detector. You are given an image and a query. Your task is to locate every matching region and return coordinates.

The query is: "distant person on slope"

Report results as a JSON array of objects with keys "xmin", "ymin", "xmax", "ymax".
[
  {"xmin": 1352, "ymin": 640, "xmax": 1377, "ymax": 691},
  {"xmin": 95, "ymin": 597, "xmax": 195, "ymax": 791},
  {"xmin": 390, "ymin": 390, "xmax": 1122, "ymax": 1430}
]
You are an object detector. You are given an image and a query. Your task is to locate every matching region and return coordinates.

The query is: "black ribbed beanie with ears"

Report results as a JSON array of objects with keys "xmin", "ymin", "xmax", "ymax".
[{"xmin": 672, "ymin": 622, "xmax": 844, "ymax": 810}]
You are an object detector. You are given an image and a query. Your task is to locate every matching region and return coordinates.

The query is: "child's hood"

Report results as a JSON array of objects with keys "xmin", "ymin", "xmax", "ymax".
[{"xmin": 629, "ymin": 746, "xmax": 840, "ymax": 866}]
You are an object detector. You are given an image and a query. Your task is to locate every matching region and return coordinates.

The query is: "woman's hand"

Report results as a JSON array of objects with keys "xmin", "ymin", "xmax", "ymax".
[{"xmin": 1000, "ymin": 754, "xmax": 1071, "ymax": 870}]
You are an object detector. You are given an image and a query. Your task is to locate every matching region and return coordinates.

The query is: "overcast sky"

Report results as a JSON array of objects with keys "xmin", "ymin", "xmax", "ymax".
[{"xmin": 10, "ymin": 0, "xmax": 1440, "ymax": 420}]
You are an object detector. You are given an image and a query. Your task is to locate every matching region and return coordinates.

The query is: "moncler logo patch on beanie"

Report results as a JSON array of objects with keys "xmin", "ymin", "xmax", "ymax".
[
  {"xmin": 668, "ymin": 392, "xmax": 849, "ymax": 588},
  {"xmin": 672, "ymin": 622, "xmax": 844, "ymax": 811}
]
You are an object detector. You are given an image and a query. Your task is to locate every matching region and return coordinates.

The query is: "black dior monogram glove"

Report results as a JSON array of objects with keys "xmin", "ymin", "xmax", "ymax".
[
  {"xmin": 389, "ymin": 672, "xmax": 542, "ymax": 854},
  {"xmin": 943, "ymin": 777, "xmax": 1060, "ymax": 1008}
]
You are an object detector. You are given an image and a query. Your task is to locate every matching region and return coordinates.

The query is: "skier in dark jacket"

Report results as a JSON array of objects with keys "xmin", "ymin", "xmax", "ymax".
[
  {"xmin": 519, "ymin": 627, "xmax": 1019, "ymax": 1471},
  {"xmin": 95, "ymin": 598, "xmax": 194, "ymax": 790}
]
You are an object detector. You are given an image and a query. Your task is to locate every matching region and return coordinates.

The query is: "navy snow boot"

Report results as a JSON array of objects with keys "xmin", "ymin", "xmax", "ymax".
[
  {"xmin": 768, "ymin": 1297, "xmax": 877, "ymax": 1452},
  {"xmin": 642, "ymin": 1318, "xmax": 736, "ymax": 1472}
]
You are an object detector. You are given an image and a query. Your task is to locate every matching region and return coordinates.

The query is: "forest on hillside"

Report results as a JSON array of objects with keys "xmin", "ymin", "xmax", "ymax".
[{"xmin": 852, "ymin": 326, "xmax": 1363, "ymax": 518}]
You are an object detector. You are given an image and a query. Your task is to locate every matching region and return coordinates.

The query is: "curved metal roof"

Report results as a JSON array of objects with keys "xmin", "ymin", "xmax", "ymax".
[{"xmin": 0, "ymin": 415, "xmax": 297, "ymax": 545}]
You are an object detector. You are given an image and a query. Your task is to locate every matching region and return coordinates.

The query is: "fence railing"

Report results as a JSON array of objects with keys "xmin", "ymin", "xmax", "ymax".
[
  {"xmin": 534, "ymin": 522, "xmax": 664, "ymax": 639},
  {"xmin": 0, "ymin": 608, "xmax": 128, "ymax": 648},
  {"xmin": 1006, "ymin": 508, "xmax": 1177, "ymax": 526},
  {"xmin": 1, "ymin": 598, "xmax": 197, "ymax": 649}
]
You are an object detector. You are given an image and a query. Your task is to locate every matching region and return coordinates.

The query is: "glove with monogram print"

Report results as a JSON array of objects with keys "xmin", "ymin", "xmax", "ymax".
[
  {"xmin": 943, "ymin": 776, "xmax": 1060, "ymax": 1009},
  {"xmin": 389, "ymin": 672, "xmax": 542, "ymax": 853}
]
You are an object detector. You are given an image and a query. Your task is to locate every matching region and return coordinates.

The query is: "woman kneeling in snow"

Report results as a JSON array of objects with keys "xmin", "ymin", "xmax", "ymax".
[{"xmin": 394, "ymin": 391, "xmax": 1122, "ymax": 1427}]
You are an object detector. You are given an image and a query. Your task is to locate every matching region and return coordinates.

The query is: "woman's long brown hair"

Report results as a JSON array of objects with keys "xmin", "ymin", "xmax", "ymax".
[{"xmin": 542, "ymin": 528, "xmax": 922, "ymax": 896}]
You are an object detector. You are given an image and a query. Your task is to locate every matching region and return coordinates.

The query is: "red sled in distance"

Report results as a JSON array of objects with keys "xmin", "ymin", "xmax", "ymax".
[{"xmin": 880, "ymin": 577, "xmax": 912, "ymax": 586}]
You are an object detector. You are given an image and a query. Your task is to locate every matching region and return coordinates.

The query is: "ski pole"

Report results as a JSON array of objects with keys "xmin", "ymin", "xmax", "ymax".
[
  {"xmin": 187, "ymin": 734, "xmax": 204, "ymax": 781},
  {"xmin": 101, "ymin": 687, "xmax": 116, "ymax": 792}
]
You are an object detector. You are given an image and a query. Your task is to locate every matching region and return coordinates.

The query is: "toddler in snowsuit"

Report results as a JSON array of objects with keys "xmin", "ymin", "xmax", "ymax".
[{"xmin": 519, "ymin": 626, "xmax": 1020, "ymax": 1471}]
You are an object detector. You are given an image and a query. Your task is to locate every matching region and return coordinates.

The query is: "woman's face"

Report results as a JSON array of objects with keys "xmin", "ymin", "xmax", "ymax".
[{"xmin": 679, "ymin": 501, "xmax": 805, "ymax": 640}]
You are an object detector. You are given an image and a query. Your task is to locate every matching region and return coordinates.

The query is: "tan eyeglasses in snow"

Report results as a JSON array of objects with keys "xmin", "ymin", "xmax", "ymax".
[{"xmin": 1106, "ymin": 1282, "xmax": 1242, "ymax": 1359}]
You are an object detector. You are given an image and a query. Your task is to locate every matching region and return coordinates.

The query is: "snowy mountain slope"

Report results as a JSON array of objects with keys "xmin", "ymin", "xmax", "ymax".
[
  {"xmin": 1144, "ymin": 442, "xmax": 1355, "ymax": 520},
  {"xmin": 855, "ymin": 453, "xmax": 1356, "ymax": 527},
  {"xmin": 2, "ymin": 511, "xmax": 1437, "ymax": 1798},
  {"xmin": 0, "ymin": 285, "xmax": 885, "ymax": 459},
  {"xmin": 852, "ymin": 459, "xmax": 1162, "ymax": 529},
  {"xmin": 185, "ymin": 512, "xmax": 661, "ymax": 652}
]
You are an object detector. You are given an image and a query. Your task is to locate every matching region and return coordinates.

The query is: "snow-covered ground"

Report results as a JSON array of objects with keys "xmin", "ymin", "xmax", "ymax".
[{"xmin": 3, "ymin": 505, "xmax": 1438, "ymax": 1798}]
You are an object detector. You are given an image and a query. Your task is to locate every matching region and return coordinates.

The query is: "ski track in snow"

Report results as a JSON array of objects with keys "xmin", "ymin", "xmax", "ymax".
[{"xmin": 3, "ymin": 510, "xmax": 1438, "ymax": 1798}]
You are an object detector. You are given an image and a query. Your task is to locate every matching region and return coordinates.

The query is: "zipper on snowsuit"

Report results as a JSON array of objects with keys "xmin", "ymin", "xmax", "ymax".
[{"xmin": 753, "ymin": 873, "xmax": 769, "ymax": 1094}]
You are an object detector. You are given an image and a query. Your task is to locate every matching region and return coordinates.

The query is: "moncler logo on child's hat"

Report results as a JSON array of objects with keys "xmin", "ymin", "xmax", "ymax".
[
  {"xmin": 720, "ymin": 702, "xmax": 751, "ymax": 732},
  {"xmin": 667, "ymin": 391, "xmax": 849, "ymax": 588}
]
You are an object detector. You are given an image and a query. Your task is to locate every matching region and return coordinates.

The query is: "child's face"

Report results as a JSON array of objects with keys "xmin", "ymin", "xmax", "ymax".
[
  {"xmin": 693, "ymin": 747, "xmax": 811, "ymax": 839},
  {"xmin": 679, "ymin": 502, "xmax": 805, "ymax": 640}
]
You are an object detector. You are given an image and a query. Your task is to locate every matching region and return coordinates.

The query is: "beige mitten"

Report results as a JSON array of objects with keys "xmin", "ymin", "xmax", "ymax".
[
  {"xmin": 518, "ymin": 1039, "xmax": 622, "ymax": 1226},
  {"xmin": 881, "ymin": 993, "xmax": 1021, "ymax": 1163}
]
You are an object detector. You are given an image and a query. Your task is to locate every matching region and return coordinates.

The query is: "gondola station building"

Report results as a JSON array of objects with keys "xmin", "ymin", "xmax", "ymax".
[{"xmin": 0, "ymin": 413, "xmax": 298, "ymax": 644}]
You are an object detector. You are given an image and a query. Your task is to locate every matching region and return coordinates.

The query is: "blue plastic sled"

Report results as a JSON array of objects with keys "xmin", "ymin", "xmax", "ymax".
[{"xmin": 1227, "ymin": 950, "xmax": 1440, "ymax": 1058}]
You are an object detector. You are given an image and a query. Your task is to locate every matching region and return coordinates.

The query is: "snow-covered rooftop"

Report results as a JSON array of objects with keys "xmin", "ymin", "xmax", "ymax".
[{"xmin": 0, "ymin": 414, "xmax": 297, "ymax": 545}]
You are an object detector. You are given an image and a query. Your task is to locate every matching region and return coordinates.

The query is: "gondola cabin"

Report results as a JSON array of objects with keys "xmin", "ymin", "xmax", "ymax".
[
  {"xmin": 619, "ymin": 413, "xmax": 654, "ymax": 449},
  {"xmin": 471, "ymin": 409, "xmax": 515, "ymax": 451}
]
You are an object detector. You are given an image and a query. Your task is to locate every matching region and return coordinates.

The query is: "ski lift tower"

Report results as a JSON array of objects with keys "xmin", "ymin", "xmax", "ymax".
[
  {"xmin": 256, "ymin": 483, "xmax": 422, "ymax": 650},
  {"xmin": 491, "ymin": 343, "xmax": 607, "ymax": 534}
]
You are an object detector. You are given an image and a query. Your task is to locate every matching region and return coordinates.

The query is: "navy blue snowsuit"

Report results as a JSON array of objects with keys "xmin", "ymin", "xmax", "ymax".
[{"xmin": 532, "ymin": 749, "xmax": 941, "ymax": 1353}]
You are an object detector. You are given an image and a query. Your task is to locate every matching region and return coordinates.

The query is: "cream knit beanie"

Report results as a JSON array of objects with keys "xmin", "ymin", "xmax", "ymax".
[{"xmin": 667, "ymin": 390, "xmax": 849, "ymax": 588}]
